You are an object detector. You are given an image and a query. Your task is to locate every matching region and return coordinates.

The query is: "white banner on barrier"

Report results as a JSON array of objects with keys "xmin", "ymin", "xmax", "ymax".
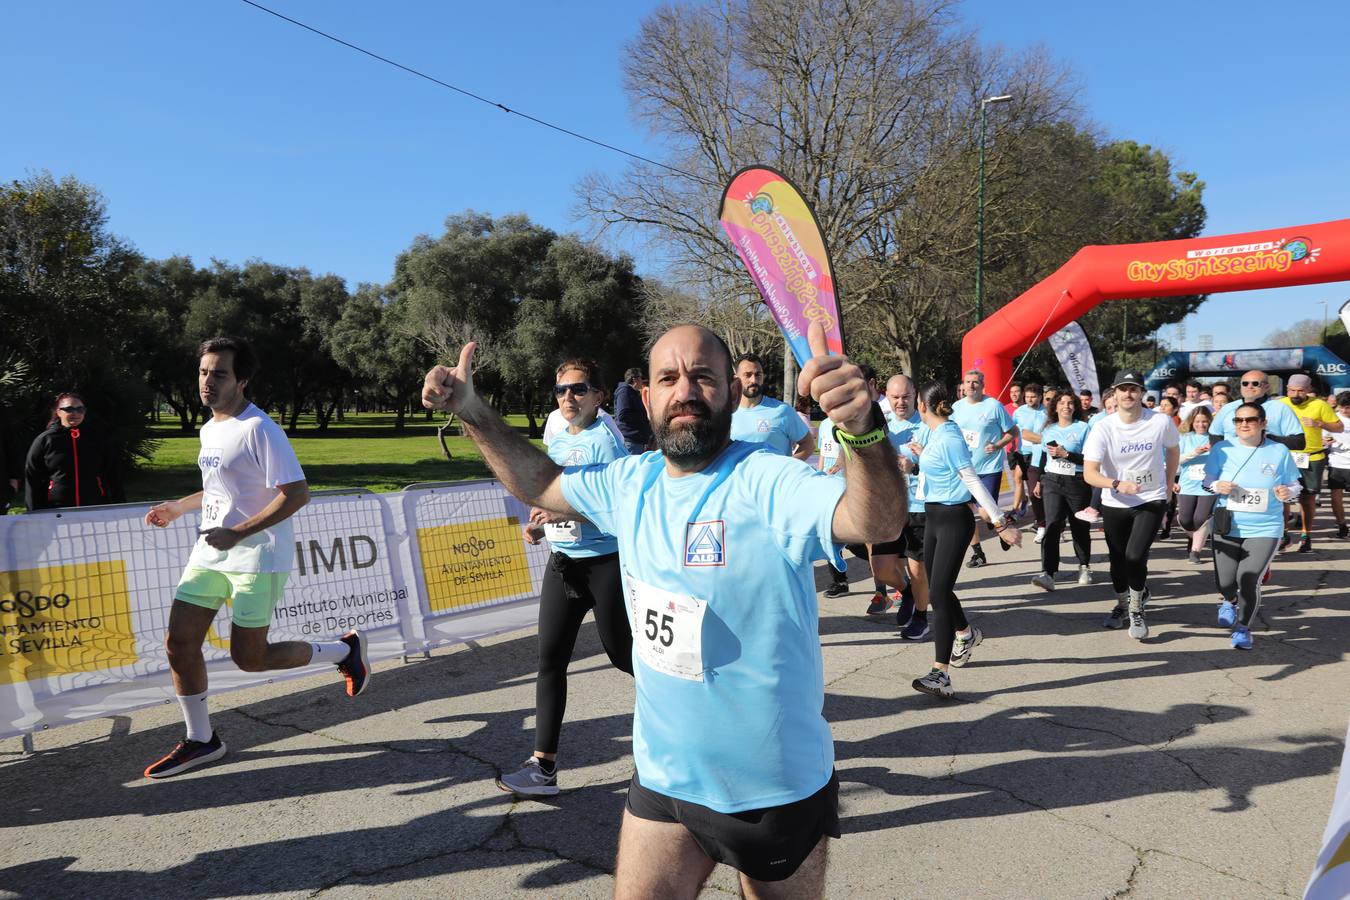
[
  {"xmin": 1048, "ymin": 321, "xmax": 1101, "ymax": 406},
  {"xmin": 0, "ymin": 482, "xmax": 549, "ymax": 740}
]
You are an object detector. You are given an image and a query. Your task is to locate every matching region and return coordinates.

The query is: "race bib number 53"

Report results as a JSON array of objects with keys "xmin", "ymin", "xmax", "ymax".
[{"xmin": 626, "ymin": 575, "xmax": 707, "ymax": 682}]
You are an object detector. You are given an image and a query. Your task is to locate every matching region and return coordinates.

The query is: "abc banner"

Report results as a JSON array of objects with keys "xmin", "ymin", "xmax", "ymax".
[
  {"xmin": 0, "ymin": 482, "xmax": 549, "ymax": 740},
  {"xmin": 719, "ymin": 165, "xmax": 844, "ymax": 366}
]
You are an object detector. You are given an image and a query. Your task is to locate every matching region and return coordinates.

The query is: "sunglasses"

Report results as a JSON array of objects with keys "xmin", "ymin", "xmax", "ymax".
[
  {"xmin": 553, "ymin": 383, "xmax": 594, "ymax": 397},
  {"xmin": 1240, "ymin": 380, "xmax": 1265, "ymax": 387},
  {"xmin": 59, "ymin": 405, "xmax": 86, "ymax": 413},
  {"xmin": 1233, "ymin": 416, "xmax": 1263, "ymax": 424}
]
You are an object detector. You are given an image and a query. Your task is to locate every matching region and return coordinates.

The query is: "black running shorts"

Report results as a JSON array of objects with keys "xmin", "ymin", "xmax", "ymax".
[
  {"xmin": 900, "ymin": 513, "xmax": 926, "ymax": 561},
  {"xmin": 1329, "ymin": 466, "xmax": 1350, "ymax": 491},
  {"xmin": 1298, "ymin": 458, "xmax": 1326, "ymax": 494},
  {"xmin": 625, "ymin": 770, "xmax": 840, "ymax": 882}
]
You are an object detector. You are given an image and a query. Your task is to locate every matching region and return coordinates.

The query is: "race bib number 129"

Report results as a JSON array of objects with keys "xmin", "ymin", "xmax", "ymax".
[{"xmin": 626, "ymin": 575, "xmax": 707, "ymax": 682}]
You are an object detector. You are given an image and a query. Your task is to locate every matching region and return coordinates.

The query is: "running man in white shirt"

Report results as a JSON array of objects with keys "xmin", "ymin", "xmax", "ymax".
[
  {"xmin": 142, "ymin": 337, "xmax": 369, "ymax": 779},
  {"xmin": 1083, "ymin": 370, "xmax": 1180, "ymax": 640}
]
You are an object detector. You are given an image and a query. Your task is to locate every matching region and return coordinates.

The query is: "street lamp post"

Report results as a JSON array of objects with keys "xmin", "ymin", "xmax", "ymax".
[
  {"xmin": 1320, "ymin": 299, "xmax": 1329, "ymax": 343},
  {"xmin": 977, "ymin": 94, "xmax": 1013, "ymax": 323}
]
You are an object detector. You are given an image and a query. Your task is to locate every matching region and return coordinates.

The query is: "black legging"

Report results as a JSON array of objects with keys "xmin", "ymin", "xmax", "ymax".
[
  {"xmin": 924, "ymin": 502, "xmax": 975, "ymax": 666},
  {"xmin": 1099, "ymin": 501, "xmax": 1167, "ymax": 594},
  {"xmin": 1177, "ymin": 493, "xmax": 1217, "ymax": 532},
  {"xmin": 535, "ymin": 551, "xmax": 632, "ymax": 755},
  {"xmin": 1024, "ymin": 464, "xmax": 1047, "ymax": 527},
  {"xmin": 1040, "ymin": 473, "xmax": 1091, "ymax": 575}
]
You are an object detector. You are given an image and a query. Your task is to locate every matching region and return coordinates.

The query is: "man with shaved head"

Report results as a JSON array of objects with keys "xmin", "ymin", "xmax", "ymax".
[
  {"xmin": 423, "ymin": 322, "xmax": 903, "ymax": 898},
  {"xmin": 884, "ymin": 374, "xmax": 932, "ymax": 640}
]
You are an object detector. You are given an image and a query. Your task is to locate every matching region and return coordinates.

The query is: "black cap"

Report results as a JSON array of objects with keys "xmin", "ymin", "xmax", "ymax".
[{"xmin": 1111, "ymin": 370, "xmax": 1145, "ymax": 388}]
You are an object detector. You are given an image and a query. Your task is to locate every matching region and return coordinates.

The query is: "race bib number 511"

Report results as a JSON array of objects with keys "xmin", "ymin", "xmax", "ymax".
[{"xmin": 626, "ymin": 575, "xmax": 707, "ymax": 682}]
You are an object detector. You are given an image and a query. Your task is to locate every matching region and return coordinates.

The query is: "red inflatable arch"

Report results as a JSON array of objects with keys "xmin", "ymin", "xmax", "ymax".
[{"xmin": 962, "ymin": 218, "xmax": 1350, "ymax": 399}]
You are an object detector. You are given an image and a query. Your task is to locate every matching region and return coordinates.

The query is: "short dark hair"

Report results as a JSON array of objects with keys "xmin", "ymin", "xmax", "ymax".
[
  {"xmin": 734, "ymin": 353, "xmax": 764, "ymax": 370},
  {"xmin": 1336, "ymin": 391, "xmax": 1350, "ymax": 408},
  {"xmin": 1009, "ymin": 381, "xmax": 1023, "ymax": 390},
  {"xmin": 623, "ymin": 367, "xmax": 644, "ymax": 385},
  {"xmin": 1023, "ymin": 382, "xmax": 1043, "ymax": 395},
  {"xmin": 198, "ymin": 336, "xmax": 259, "ymax": 384},
  {"xmin": 556, "ymin": 358, "xmax": 605, "ymax": 393},
  {"xmin": 1186, "ymin": 379, "xmax": 1203, "ymax": 391},
  {"xmin": 1079, "ymin": 389, "xmax": 1093, "ymax": 397}
]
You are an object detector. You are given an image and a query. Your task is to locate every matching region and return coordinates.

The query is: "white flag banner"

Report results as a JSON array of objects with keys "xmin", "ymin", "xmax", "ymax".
[
  {"xmin": 1338, "ymin": 299, "xmax": 1350, "ymax": 336},
  {"xmin": 1048, "ymin": 321, "xmax": 1100, "ymax": 405}
]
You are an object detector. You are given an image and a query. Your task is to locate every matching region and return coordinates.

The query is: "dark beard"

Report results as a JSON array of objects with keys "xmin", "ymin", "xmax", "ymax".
[
  {"xmin": 743, "ymin": 383, "xmax": 762, "ymax": 398},
  {"xmin": 655, "ymin": 399, "xmax": 732, "ymax": 467}
]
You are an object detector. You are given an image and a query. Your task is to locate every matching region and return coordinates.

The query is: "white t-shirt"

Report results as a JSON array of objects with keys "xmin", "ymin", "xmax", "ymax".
[
  {"xmin": 542, "ymin": 408, "xmax": 625, "ymax": 447},
  {"xmin": 188, "ymin": 404, "xmax": 306, "ymax": 573},
  {"xmin": 1178, "ymin": 400, "xmax": 1212, "ymax": 420},
  {"xmin": 1082, "ymin": 408, "xmax": 1180, "ymax": 508},
  {"xmin": 1326, "ymin": 413, "xmax": 1350, "ymax": 470}
]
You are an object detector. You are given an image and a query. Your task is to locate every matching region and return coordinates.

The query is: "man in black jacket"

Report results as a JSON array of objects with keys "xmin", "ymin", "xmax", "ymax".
[{"xmin": 613, "ymin": 367, "xmax": 652, "ymax": 455}]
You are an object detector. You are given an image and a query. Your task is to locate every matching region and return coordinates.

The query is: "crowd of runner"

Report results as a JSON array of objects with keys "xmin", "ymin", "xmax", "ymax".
[{"xmin": 126, "ymin": 328, "xmax": 1348, "ymax": 897}]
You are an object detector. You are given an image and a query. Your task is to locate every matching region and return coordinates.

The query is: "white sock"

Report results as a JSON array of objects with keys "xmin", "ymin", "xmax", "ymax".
[
  {"xmin": 177, "ymin": 691, "xmax": 211, "ymax": 742},
  {"xmin": 310, "ymin": 641, "xmax": 350, "ymax": 665}
]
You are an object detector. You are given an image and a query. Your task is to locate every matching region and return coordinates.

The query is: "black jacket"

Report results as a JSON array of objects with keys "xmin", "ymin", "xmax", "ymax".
[
  {"xmin": 613, "ymin": 381, "xmax": 652, "ymax": 446},
  {"xmin": 24, "ymin": 422, "xmax": 125, "ymax": 510}
]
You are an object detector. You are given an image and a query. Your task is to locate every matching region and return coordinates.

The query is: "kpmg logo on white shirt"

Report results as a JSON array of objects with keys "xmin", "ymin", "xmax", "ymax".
[
  {"xmin": 685, "ymin": 520, "xmax": 725, "ymax": 566},
  {"xmin": 1118, "ymin": 441, "xmax": 1154, "ymax": 453},
  {"xmin": 199, "ymin": 448, "xmax": 223, "ymax": 469}
]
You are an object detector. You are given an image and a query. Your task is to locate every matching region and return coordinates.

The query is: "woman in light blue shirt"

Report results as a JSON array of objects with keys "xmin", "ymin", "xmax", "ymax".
[
  {"xmin": 1202, "ymin": 402, "xmax": 1301, "ymax": 650},
  {"xmin": 1030, "ymin": 392, "xmax": 1093, "ymax": 591},
  {"xmin": 499, "ymin": 358, "xmax": 632, "ymax": 796},
  {"xmin": 1175, "ymin": 406, "xmax": 1217, "ymax": 565},
  {"xmin": 911, "ymin": 381, "xmax": 1021, "ymax": 699}
]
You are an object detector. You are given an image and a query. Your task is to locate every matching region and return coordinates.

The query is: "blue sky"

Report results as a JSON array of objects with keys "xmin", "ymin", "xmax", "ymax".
[{"xmin": 5, "ymin": 1, "xmax": 1347, "ymax": 352}]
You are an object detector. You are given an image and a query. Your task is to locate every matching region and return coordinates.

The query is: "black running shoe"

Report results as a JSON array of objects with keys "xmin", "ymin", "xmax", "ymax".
[
  {"xmin": 144, "ymin": 731, "xmax": 226, "ymax": 779},
  {"xmin": 966, "ymin": 548, "xmax": 987, "ymax": 569},
  {"xmin": 900, "ymin": 611, "xmax": 929, "ymax": 641},
  {"xmin": 823, "ymin": 581, "xmax": 849, "ymax": 598},
  {"xmin": 1298, "ymin": 535, "xmax": 1312, "ymax": 554},
  {"xmin": 894, "ymin": 589, "xmax": 915, "ymax": 628},
  {"xmin": 1338, "ymin": 523, "xmax": 1349, "ymax": 539},
  {"xmin": 338, "ymin": 630, "xmax": 371, "ymax": 697}
]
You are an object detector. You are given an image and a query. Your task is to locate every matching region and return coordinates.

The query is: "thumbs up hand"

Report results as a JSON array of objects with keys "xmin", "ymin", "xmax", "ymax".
[
  {"xmin": 796, "ymin": 322, "xmax": 872, "ymax": 435},
  {"xmin": 422, "ymin": 342, "xmax": 480, "ymax": 415}
]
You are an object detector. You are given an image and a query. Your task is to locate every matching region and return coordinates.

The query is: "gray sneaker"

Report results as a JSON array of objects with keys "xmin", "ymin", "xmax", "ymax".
[
  {"xmin": 1103, "ymin": 603, "xmax": 1128, "ymax": 629},
  {"xmin": 912, "ymin": 667, "xmax": 954, "ymax": 699},
  {"xmin": 1031, "ymin": 572, "xmax": 1056, "ymax": 592},
  {"xmin": 1128, "ymin": 610, "xmax": 1149, "ymax": 640},
  {"xmin": 1077, "ymin": 566, "xmax": 1093, "ymax": 586},
  {"xmin": 496, "ymin": 757, "xmax": 559, "ymax": 796},
  {"xmin": 949, "ymin": 626, "xmax": 983, "ymax": 668}
]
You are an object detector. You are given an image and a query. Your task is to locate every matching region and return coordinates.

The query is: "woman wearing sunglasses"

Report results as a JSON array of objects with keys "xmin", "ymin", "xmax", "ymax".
[
  {"xmin": 497, "ymin": 359, "xmax": 633, "ymax": 796},
  {"xmin": 1202, "ymin": 402, "xmax": 1301, "ymax": 650},
  {"xmin": 24, "ymin": 391, "xmax": 124, "ymax": 510}
]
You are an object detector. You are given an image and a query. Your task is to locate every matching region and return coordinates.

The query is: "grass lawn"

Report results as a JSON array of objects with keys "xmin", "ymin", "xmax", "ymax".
[{"xmin": 115, "ymin": 411, "xmax": 543, "ymax": 504}]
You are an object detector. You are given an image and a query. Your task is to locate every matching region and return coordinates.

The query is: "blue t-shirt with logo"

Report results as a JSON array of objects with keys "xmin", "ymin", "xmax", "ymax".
[
  {"xmin": 1177, "ymin": 431, "xmax": 1216, "ymax": 496},
  {"xmin": 545, "ymin": 418, "xmax": 627, "ymax": 557},
  {"xmin": 918, "ymin": 420, "xmax": 974, "ymax": 505},
  {"xmin": 729, "ymin": 396, "xmax": 809, "ymax": 456},
  {"xmin": 888, "ymin": 412, "xmax": 927, "ymax": 514},
  {"xmin": 951, "ymin": 396, "xmax": 1014, "ymax": 475},
  {"xmin": 1203, "ymin": 438, "xmax": 1299, "ymax": 538},
  {"xmin": 1013, "ymin": 404, "xmax": 1048, "ymax": 466},
  {"xmin": 1211, "ymin": 396, "xmax": 1303, "ymax": 442},
  {"xmin": 560, "ymin": 441, "xmax": 844, "ymax": 813},
  {"xmin": 1039, "ymin": 420, "xmax": 1090, "ymax": 475}
]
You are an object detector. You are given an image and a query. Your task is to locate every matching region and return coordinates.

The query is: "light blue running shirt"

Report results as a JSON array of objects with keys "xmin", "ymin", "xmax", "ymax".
[
  {"xmin": 1211, "ymin": 396, "xmax": 1303, "ymax": 442},
  {"xmin": 1203, "ymin": 438, "xmax": 1299, "ymax": 538},
  {"xmin": 1039, "ymin": 420, "xmax": 1090, "ymax": 475},
  {"xmin": 730, "ymin": 396, "xmax": 809, "ymax": 456},
  {"xmin": 561, "ymin": 441, "xmax": 844, "ymax": 813},
  {"xmin": 1013, "ymin": 404, "xmax": 1048, "ymax": 466},
  {"xmin": 918, "ymin": 420, "xmax": 974, "ymax": 505},
  {"xmin": 889, "ymin": 412, "xmax": 927, "ymax": 514},
  {"xmin": 1177, "ymin": 431, "xmax": 1216, "ymax": 496},
  {"xmin": 951, "ymin": 396, "xmax": 1014, "ymax": 475},
  {"xmin": 544, "ymin": 418, "xmax": 627, "ymax": 557}
]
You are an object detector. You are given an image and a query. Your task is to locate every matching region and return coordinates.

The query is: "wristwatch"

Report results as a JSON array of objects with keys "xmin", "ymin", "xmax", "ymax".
[
  {"xmin": 1111, "ymin": 479, "xmax": 1121, "ymax": 491},
  {"xmin": 835, "ymin": 405, "xmax": 889, "ymax": 450}
]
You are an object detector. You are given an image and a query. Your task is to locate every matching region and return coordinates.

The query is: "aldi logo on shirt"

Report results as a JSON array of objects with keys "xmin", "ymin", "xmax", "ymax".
[
  {"xmin": 562, "ymin": 448, "xmax": 586, "ymax": 466},
  {"xmin": 1260, "ymin": 463, "xmax": 1277, "ymax": 476},
  {"xmin": 685, "ymin": 521, "xmax": 725, "ymax": 566},
  {"xmin": 756, "ymin": 420, "xmax": 771, "ymax": 432}
]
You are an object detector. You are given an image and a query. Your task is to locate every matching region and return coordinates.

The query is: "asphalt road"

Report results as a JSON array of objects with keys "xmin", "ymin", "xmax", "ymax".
[{"xmin": 2, "ymin": 521, "xmax": 1347, "ymax": 898}]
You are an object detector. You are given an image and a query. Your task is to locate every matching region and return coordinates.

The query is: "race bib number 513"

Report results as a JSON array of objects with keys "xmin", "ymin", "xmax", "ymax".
[{"xmin": 626, "ymin": 575, "xmax": 707, "ymax": 682}]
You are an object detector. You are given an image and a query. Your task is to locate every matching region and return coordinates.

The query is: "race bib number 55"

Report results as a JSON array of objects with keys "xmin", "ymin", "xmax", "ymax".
[{"xmin": 626, "ymin": 575, "xmax": 707, "ymax": 682}]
